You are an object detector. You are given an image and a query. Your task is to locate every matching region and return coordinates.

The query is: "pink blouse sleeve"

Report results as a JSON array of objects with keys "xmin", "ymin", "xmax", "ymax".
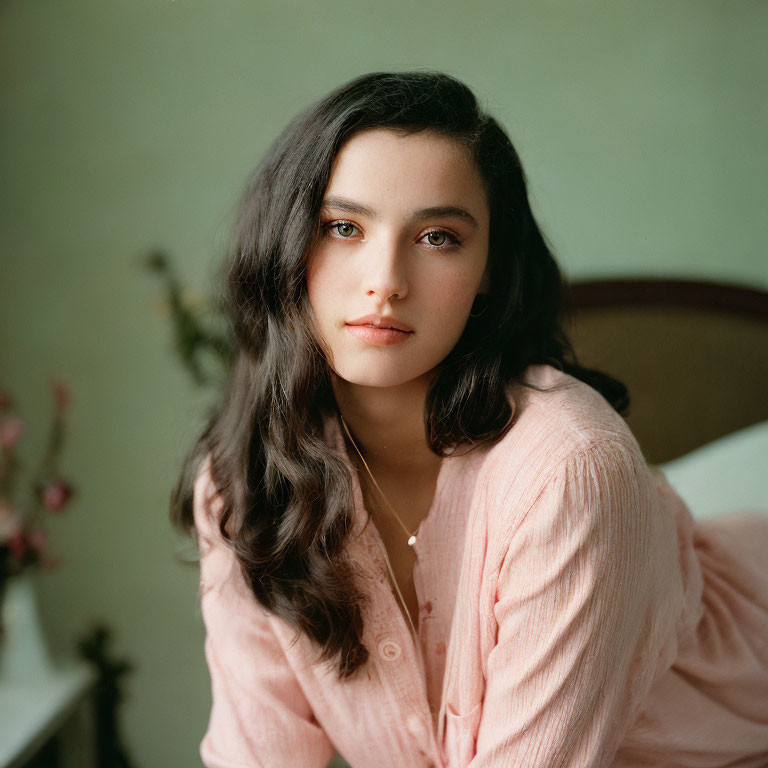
[
  {"xmin": 193, "ymin": 463, "xmax": 336, "ymax": 768},
  {"xmin": 471, "ymin": 440, "xmax": 679, "ymax": 768}
]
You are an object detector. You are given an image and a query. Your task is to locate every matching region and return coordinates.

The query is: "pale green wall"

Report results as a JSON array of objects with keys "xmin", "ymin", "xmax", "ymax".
[{"xmin": 1, "ymin": 1, "xmax": 765, "ymax": 765}]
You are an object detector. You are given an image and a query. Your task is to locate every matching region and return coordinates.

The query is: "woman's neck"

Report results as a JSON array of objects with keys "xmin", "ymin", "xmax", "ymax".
[{"xmin": 332, "ymin": 371, "xmax": 442, "ymax": 479}]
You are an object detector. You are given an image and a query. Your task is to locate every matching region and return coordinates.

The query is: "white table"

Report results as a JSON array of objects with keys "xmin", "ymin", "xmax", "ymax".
[{"xmin": 0, "ymin": 662, "xmax": 98, "ymax": 768}]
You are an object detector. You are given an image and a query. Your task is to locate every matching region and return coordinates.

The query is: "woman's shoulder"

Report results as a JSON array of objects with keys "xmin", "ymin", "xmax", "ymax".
[
  {"xmin": 508, "ymin": 363, "xmax": 637, "ymax": 446},
  {"xmin": 479, "ymin": 363, "xmax": 645, "ymax": 501},
  {"xmin": 472, "ymin": 365, "xmax": 664, "ymax": 561}
]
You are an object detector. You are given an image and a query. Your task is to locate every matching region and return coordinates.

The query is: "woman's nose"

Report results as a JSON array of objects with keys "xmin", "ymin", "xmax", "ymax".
[{"xmin": 363, "ymin": 236, "xmax": 409, "ymax": 300}]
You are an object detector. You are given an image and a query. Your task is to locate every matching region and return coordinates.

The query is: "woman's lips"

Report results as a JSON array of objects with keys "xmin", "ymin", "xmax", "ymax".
[{"xmin": 345, "ymin": 324, "xmax": 413, "ymax": 346}]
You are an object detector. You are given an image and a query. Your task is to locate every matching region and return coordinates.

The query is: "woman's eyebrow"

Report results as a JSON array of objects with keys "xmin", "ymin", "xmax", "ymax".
[{"xmin": 320, "ymin": 195, "xmax": 479, "ymax": 230}]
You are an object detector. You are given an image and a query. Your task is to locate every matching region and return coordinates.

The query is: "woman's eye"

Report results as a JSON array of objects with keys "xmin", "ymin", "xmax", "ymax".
[
  {"xmin": 324, "ymin": 221, "xmax": 359, "ymax": 238},
  {"xmin": 421, "ymin": 230, "xmax": 461, "ymax": 249}
]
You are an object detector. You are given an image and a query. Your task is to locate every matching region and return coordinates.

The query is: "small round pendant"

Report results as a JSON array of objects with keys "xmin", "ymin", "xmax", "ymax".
[{"xmin": 407, "ymin": 535, "xmax": 417, "ymax": 546}]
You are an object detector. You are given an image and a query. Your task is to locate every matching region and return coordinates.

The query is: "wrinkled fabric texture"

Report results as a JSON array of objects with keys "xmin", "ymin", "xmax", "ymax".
[{"xmin": 193, "ymin": 364, "xmax": 768, "ymax": 768}]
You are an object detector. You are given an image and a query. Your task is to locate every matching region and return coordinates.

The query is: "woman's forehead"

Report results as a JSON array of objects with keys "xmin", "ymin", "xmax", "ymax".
[{"xmin": 325, "ymin": 128, "xmax": 488, "ymax": 222}]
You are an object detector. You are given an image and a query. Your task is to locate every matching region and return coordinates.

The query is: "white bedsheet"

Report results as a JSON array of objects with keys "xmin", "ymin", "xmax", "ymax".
[{"xmin": 659, "ymin": 419, "xmax": 768, "ymax": 521}]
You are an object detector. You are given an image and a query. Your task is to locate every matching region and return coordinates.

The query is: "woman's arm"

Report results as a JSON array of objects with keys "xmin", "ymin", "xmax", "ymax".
[
  {"xmin": 194, "ymin": 463, "xmax": 336, "ymax": 768},
  {"xmin": 471, "ymin": 440, "xmax": 680, "ymax": 768}
]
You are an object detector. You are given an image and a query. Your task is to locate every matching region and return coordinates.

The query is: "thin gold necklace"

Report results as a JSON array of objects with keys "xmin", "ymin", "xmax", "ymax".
[
  {"xmin": 339, "ymin": 414, "xmax": 422, "ymax": 546},
  {"xmin": 339, "ymin": 414, "xmax": 421, "ymax": 639}
]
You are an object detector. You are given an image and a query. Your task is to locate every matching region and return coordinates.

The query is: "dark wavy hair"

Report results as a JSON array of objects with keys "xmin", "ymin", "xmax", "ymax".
[{"xmin": 170, "ymin": 69, "xmax": 629, "ymax": 681}]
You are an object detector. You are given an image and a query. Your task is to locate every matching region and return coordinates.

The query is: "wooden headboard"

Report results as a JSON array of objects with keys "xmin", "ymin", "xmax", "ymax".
[{"xmin": 565, "ymin": 278, "xmax": 768, "ymax": 465}]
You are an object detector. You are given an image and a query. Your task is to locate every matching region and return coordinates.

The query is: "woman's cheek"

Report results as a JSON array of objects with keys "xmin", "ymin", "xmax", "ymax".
[
  {"xmin": 305, "ymin": 258, "xmax": 337, "ymax": 320},
  {"xmin": 438, "ymin": 277, "xmax": 476, "ymax": 318}
]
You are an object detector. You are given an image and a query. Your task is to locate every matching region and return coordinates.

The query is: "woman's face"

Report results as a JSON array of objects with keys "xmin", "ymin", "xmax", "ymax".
[{"xmin": 306, "ymin": 127, "xmax": 490, "ymax": 389}]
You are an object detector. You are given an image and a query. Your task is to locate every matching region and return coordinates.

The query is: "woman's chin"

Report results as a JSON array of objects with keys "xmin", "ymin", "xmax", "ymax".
[{"xmin": 331, "ymin": 363, "xmax": 434, "ymax": 390}]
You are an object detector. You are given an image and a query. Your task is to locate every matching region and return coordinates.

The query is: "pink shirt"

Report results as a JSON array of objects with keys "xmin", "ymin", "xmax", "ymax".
[{"xmin": 193, "ymin": 364, "xmax": 768, "ymax": 768}]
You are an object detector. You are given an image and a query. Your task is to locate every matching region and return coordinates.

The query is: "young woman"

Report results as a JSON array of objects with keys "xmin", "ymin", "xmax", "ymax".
[{"xmin": 170, "ymin": 71, "xmax": 768, "ymax": 768}]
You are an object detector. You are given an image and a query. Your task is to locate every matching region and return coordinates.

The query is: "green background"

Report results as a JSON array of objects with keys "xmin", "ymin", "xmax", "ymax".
[{"xmin": 1, "ymin": 1, "xmax": 765, "ymax": 765}]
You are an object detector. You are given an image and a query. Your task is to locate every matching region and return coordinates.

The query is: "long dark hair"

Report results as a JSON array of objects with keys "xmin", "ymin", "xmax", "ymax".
[{"xmin": 170, "ymin": 70, "xmax": 629, "ymax": 680}]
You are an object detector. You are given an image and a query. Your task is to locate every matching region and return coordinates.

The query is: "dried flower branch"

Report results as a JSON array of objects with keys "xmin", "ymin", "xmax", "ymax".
[{"xmin": 143, "ymin": 249, "xmax": 234, "ymax": 386}]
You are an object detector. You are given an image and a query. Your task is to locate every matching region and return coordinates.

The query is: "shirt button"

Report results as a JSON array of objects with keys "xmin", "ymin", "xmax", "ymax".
[{"xmin": 377, "ymin": 638, "xmax": 401, "ymax": 660}]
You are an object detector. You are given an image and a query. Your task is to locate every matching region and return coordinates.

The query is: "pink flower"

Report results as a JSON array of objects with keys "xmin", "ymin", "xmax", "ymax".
[
  {"xmin": 8, "ymin": 527, "xmax": 29, "ymax": 560},
  {"xmin": 0, "ymin": 417, "xmax": 25, "ymax": 450},
  {"xmin": 50, "ymin": 379, "xmax": 71, "ymax": 412},
  {"xmin": 0, "ymin": 499, "xmax": 20, "ymax": 544},
  {"xmin": 41, "ymin": 480, "xmax": 74, "ymax": 512}
]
